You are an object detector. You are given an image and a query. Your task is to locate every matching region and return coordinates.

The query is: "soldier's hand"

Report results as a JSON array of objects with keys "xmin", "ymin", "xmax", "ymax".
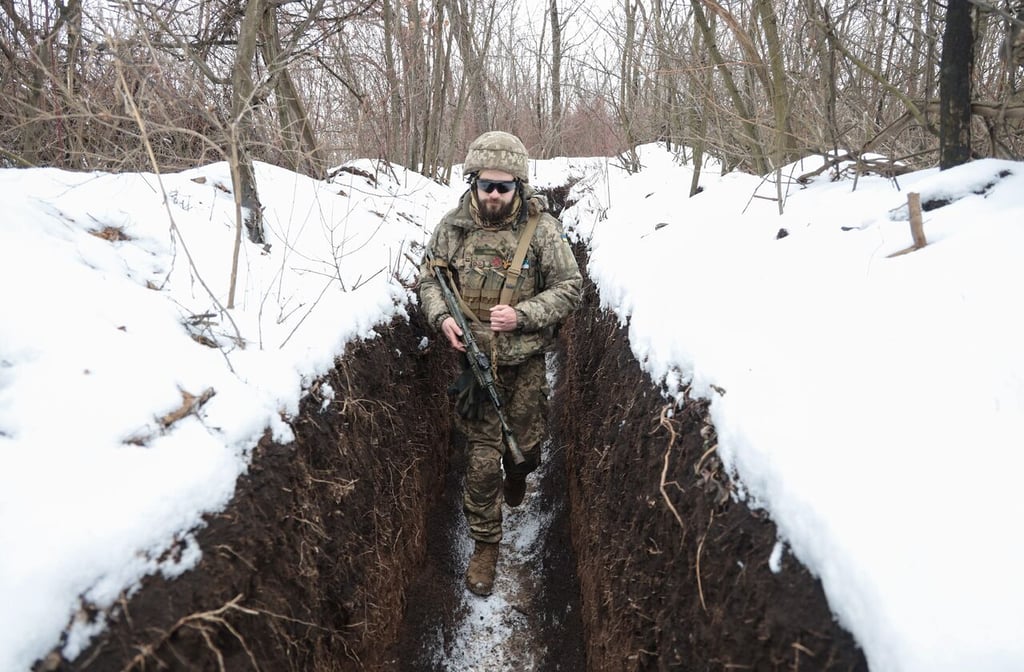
[
  {"xmin": 489, "ymin": 305, "xmax": 518, "ymax": 332},
  {"xmin": 441, "ymin": 316, "xmax": 466, "ymax": 352}
]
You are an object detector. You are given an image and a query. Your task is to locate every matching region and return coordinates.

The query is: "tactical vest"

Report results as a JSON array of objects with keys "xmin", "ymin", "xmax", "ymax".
[{"xmin": 453, "ymin": 215, "xmax": 540, "ymax": 322}]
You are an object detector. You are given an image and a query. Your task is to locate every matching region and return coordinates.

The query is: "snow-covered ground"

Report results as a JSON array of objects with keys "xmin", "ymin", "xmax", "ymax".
[{"xmin": 2, "ymin": 145, "xmax": 1023, "ymax": 671}]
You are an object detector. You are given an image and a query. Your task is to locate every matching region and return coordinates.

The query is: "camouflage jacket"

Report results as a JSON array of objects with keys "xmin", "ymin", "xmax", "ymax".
[{"xmin": 418, "ymin": 186, "xmax": 583, "ymax": 365}]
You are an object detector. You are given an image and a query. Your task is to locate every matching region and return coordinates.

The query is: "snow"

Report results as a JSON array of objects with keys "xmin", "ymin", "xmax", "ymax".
[
  {"xmin": 1, "ymin": 144, "xmax": 1023, "ymax": 671},
  {"xmin": 568, "ymin": 147, "xmax": 1024, "ymax": 672},
  {"xmin": 0, "ymin": 161, "xmax": 451, "ymax": 668}
]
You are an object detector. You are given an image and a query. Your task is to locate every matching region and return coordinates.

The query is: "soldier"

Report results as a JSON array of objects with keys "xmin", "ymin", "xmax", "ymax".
[{"xmin": 418, "ymin": 131, "xmax": 583, "ymax": 596}]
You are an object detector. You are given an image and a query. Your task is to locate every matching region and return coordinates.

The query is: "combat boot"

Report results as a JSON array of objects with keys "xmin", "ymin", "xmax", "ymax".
[
  {"xmin": 465, "ymin": 541, "xmax": 499, "ymax": 596},
  {"xmin": 503, "ymin": 474, "xmax": 527, "ymax": 508}
]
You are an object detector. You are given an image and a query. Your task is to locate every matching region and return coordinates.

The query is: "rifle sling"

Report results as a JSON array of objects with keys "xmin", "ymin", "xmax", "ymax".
[{"xmin": 499, "ymin": 213, "xmax": 540, "ymax": 307}]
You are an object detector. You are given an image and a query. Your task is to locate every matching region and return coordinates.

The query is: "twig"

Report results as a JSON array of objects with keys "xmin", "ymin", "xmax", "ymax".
[
  {"xmin": 278, "ymin": 275, "xmax": 335, "ymax": 348},
  {"xmin": 694, "ymin": 443, "xmax": 718, "ymax": 475},
  {"xmin": 159, "ymin": 387, "xmax": 216, "ymax": 427},
  {"xmin": 657, "ymin": 405, "xmax": 686, "ymax": 533},
  {"xmin": 696, "ymin": 511, "xmax": 714, "ymax": 613},
  {"xmin": 792, "ymin": 641, "xmax": 816, "ymax": 656}
]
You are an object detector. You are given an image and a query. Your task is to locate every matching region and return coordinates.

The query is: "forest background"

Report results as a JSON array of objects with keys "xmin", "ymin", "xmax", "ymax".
[{"xmin": 2, "ymin": 0, "xmax": 1024, "ymax": 232}]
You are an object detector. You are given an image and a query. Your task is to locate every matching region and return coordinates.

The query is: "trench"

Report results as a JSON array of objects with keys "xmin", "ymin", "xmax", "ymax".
[
  {"xmin": 383, "ymin": 357, "xmax": 587, "ymax": 672},
  {"xmin": 45, "ymin": 250, "xmax": 868, "ymax": 672}
]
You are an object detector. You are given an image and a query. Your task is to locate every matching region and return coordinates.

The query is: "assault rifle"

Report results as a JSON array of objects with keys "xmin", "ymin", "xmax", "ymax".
[{"xmin": 431, "ymin": 258, "xmax": 525, "ymax": 465}]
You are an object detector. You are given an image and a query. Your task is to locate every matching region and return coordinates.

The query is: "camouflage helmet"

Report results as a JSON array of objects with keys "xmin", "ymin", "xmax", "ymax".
[{"xmin": 464, "ymin": 131, "xmax": 530, "ymax": 183}]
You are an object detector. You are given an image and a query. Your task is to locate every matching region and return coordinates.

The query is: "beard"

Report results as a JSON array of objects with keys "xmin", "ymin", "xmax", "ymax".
[{"xmin": 478, "ymin": 195, "xmax": 517, "ymax": 225}]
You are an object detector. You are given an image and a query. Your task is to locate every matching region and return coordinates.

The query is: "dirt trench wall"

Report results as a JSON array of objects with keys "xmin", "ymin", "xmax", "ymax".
[
  {"xmin": 554, "ymin": 250, "xmax": 868, "ymax": 672},
  {"xmin": 49, "ymin": 310, "xmax": 455, "ymax": 672}
]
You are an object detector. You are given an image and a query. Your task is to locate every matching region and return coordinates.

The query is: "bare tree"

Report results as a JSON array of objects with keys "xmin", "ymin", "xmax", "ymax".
[
  {"xmin": 229, "ymin": 0, "xmax": 267, "ymax": 250},
  {"xmin": 421, "ymin": 0, "xmax": 451, "ymax": 179},
  {"xmin": 689, "ymin": 0, "xmax": 767, "ymax": 173},
  {"xmin": 549, "ymin": 0, "xmax": 564, "ymax": 156},
  {"xmin": 3, "ymin": 0, "xmax": 1024, "ymax": 181},
  {"xmin": 260, "ymin": 7, "xmax": 326, "ymax": 177},
  {"xmin": 940, "ymin": 0, "xmax": 974, "ymax": 168}
]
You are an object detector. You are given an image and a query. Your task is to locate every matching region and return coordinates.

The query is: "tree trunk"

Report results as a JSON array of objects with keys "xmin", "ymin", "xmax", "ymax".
[
  {"xmin": 381, "ymin": 0, "xmax": 403, "ymax": 164},
  {"xmin": 450, "ymin": 0, "xmax": 491, "ymax": 139},
  {"xmin": 549, "ymin": 0, "xmax": 563, "ymax": 156},
  {"xmin": 261, "ymin": 8, "xmax": 325, "ymax": 177},
  {"xmin": 650, "ymin": 0, "xmax": 668, "ymax": 146},
  {"xmin": 229, "ymin": 0, "xmax": 265, "ymax": 252},
  {"xmin": 690, "ymin": 0, "xmax": 768, "ymax": 174},
  {"xmin": 535, "ymin": 10, "xmax": 548, "ymax": 142},
  {"xmin": 421, "ymin": 0, "xmax": 449, "ymax": 179},
  {"xmin": 64, "ymin": 0, "xmax": 84, "ymax": 167},
  {"xmin": 908, "ymin": 0, "xmax": 924, "ymax": 100},
  {"xmin": 755, "ymin": 0, "xmax": 795, "ymax": 171},
  {"xmin": 688, "ymin": 10, "xmax": 711, "ymax": 197},
  {"xmin": 402, "ymin": 0, "xmax": 427, "ymax": 169},
  {"xmin": 925, "ymin": 0, "xmax": 941, "ymax": 106},
  {"xmin": 808, "ymin": 0, "xmax": 840, "ymax": 156},
  {"xmin": 618, "ymin": 0, "xmax": 641, "ymax": 170},
  {"xmin": 939, "ymin": 0, "xmax": 973, "ymax": 169}
]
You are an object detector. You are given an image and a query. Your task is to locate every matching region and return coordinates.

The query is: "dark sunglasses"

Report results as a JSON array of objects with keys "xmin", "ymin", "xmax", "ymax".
[{"xmin": 475, "ymin": 178, "xmax": 518, "ymax": 194}]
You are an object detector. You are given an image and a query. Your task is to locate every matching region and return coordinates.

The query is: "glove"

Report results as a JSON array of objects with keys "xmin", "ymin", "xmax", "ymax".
[{"xmin": 448, "ymin": 366, "xmax": 486, "ymax": 420}]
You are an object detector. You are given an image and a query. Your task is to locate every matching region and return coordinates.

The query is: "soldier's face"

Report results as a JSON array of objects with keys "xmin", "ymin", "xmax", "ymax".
[{"xmin": 476, "ymin": 169, "xmax": 517, "ymax": 222}]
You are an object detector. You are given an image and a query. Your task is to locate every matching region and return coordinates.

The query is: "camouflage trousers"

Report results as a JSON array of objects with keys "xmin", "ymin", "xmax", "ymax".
[{"xmin": 455, "ymin": 354, "xmax": 548, "ymax": 543}]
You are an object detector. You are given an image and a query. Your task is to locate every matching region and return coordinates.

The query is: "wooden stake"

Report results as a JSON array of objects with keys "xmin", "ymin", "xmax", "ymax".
[
  {"xmin": 908, "ymin": 192, "xmax": 927, "ymax": 249},
  {"xmin": 888, "ymin": 192, "xmax": 928, "ymax": 257}
]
